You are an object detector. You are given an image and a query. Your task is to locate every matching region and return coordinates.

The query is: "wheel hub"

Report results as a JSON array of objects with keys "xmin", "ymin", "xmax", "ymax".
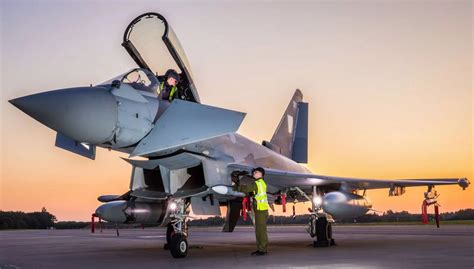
[{"xmin": 179, "ymin": 241, "xmax": 187, "ymax": 252}]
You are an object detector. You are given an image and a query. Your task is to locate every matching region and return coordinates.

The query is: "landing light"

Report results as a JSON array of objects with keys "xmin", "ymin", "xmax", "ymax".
[
  {"xmin": 313, "ymin": 196, "xmax": 322, "ymax": 207},
  {"xmin": 169, "ymin": 202, "xmax": 178, "ymax": 211}
]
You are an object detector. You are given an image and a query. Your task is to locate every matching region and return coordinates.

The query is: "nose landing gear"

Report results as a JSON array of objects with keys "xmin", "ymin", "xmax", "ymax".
[{"xmin": 165, "ymin": 198, "xmax": 190, "ymax": 258}]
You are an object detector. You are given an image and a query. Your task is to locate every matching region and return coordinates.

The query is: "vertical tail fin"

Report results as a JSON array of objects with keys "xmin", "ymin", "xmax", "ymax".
[{"xmin": 263, "ymin": 89, "xmax": 308, "ymax": 163}]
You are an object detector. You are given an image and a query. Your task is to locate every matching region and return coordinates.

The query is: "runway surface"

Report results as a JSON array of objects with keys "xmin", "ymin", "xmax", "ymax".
[{"xmin": 1, "ymin": 225, "xmax": 473, "ymax": 269}]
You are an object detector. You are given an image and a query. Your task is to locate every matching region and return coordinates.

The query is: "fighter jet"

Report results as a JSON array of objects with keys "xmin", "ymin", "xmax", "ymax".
[{"xmin": 9, "ymin": 12, "xmax": 470, "ymax": 258}]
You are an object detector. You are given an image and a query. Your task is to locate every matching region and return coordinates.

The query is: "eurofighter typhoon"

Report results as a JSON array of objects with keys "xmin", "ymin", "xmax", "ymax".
[{"xmin": 9, "ymin": 13, "xmax": 470, "ymax": 258}]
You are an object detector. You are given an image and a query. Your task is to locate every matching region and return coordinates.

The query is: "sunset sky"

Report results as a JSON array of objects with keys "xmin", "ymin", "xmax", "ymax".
[{"xmin": 1, "ymin": 1, "xmax": 472, "ymax": 221}]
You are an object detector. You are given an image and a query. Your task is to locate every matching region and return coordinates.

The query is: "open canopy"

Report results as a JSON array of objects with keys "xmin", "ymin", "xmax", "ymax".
[{"xmin": 122, "ymin": 12, "xmax": 200, "ymax": 103}]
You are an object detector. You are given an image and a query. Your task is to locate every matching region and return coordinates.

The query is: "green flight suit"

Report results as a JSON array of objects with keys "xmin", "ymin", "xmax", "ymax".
[
  {"xmin": 236, "ymin": 179, "xmax": 269, "ymax": 252},
  {"xmin": 158, "ymin": 82, "xmax": 178, "ymax": 101}
]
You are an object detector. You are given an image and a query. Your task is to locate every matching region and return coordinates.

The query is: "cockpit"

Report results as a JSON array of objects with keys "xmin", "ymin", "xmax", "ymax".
[
  {"xmin": 121, "ymin": 13, "xmax": 200, "ymax": 103},
  {"xmin": 123, "ymin": 68, "xmax": 159, "ymax": 93},
  {"xmin": 101, "ymin": 68, "xmax": 160, "ymax": 94}
]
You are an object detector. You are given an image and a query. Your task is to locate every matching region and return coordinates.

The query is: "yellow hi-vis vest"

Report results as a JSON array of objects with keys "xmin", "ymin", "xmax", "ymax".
[
  {"xmin": 254, "ymin": 178, "xmax": 269, "ymax": 211},
  {"xmin": 159, "ymin": 82, "xmax": 177, "ymax": 101}
]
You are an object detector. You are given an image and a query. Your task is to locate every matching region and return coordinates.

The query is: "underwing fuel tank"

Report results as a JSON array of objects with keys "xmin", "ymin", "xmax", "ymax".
[
  {"xmin": 322, "ymin": 191, "xmax": 372, "ymax": 219},
  {"xmin": 95, "ymin": 200, "xmax": 166, "ymax": 224}
]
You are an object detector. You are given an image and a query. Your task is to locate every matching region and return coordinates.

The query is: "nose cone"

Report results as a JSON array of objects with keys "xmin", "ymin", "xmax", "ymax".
[{"xmin": 9, "ymin": 87, "xmax": 117, "ymax": 144}]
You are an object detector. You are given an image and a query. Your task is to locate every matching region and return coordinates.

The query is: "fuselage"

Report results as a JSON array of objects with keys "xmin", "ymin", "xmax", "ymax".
[
  {"xmin": 9, "ymin": 69, "xmax": 311, "ymax": 186},
  {"xmin": 10, "ymin": 69, "xmax": 371, "ymax": 223}
]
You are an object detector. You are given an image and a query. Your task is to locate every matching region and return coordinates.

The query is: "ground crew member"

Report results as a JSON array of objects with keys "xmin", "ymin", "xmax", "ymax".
[
  {"xmin": 158, "ymin": 69, "xmax": 180, "ymax": 101},
  {"xmin": 234, "ymin": 167, "xmax": 269, "ymax": 256}
]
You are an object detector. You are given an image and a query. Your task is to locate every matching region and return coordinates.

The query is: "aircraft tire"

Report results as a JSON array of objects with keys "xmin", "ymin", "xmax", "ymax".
[
  {"xmin": 164, "ymin": 224, "xmax": 174, "ymax": 250},
  {"xmin": 309, "ymin": 215, "xmax": 317, "ymax": 237},
  {"xmin": 313, "ymin": 217, "xmax": 333, "ymax": 247},
  {"xmin": 166, "ymin": 224, "xmax": 174, "ymax": 243},
  {"xmin": 316, "ymin": 217, "xmax": 329, "ymax": 241},
  {"xmin": 169, "ymin": 234, "xmax": 188, "ymax": 258},
  {"xmin": 327, "ymin": 222, "xmax": 333, "ymax": 240}
]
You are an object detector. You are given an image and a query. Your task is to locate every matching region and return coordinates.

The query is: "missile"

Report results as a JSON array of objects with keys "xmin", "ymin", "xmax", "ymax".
[
  {"xmin": 97, "ymin": 195, "xmax": 121, "ymax": 203},
  {"xmin": 212, "ymin": 185, "xmax": 246, "ymax": 197}
]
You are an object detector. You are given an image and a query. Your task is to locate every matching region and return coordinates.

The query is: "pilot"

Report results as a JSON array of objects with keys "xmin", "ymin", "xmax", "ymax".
[
  {"xmin": 158, "ymin": 69, "xmax": 180, "ymax": 101},
  {"xmin": 233, "ymin": 167, "xmax": 269, "ymax": 256}
]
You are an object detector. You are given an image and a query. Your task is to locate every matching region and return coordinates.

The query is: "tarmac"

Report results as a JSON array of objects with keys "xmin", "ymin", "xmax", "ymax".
[{"xmin": 1, "ymin": 225, "xmax": 473, "ymax": 269}]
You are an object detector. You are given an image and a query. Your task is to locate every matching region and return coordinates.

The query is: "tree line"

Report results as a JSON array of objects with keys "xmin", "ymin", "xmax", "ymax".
[
  {"xmin": 1, "ymin": 208, "xmax": 473, "ymax": 230},
  {"xmin": 0, "ymin": 207, "xmax": 56, "ymax": 229}
]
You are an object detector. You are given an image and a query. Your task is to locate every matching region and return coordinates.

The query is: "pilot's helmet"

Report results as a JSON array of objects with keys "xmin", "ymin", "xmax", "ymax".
[{"xmin": 165, "ymin": 69, "xmax": 180, "ymax": 83}]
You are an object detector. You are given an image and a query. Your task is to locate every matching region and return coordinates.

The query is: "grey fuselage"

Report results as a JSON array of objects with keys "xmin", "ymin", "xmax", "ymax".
[
  {"xmin": 9, "ymin": 76, "xmax": 373, "ymax": 224},
  {"xmin": 9, "ymin": 80, "xmax": 310, "ymax": 192}
]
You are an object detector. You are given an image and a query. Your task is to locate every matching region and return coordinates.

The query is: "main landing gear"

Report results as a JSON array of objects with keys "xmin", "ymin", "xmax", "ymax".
[
  {"xmin": 307, "ymin": 186, "xmax": 335, "ymax": 247},
  {"xmin": 308, "ymin": 214, "xmax": 335, "ymax": 247},
  {"xmin": 165, "ymin": 198, "xmax": 190, "ymax": 258}
]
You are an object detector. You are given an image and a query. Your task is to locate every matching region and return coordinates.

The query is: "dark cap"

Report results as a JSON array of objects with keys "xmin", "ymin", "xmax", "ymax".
[
  {"xmin": 165, "ymin": 69, "xmax": 180, "ymax": 83},
  {"xmin": 251, "ymin": 167, "xmax": 265, "ymax": 177}
]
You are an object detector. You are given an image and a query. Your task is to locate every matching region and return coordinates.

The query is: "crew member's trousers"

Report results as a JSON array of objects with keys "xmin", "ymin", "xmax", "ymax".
[{"xmin": 254, "ymin": 209, "xmax": 268, "ymax": 252}]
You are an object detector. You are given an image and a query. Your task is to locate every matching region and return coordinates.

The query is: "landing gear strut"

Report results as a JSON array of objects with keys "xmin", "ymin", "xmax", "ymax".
[{"xmin": 166, "ymin": 198, "xmax": 190, "ymax": 258}]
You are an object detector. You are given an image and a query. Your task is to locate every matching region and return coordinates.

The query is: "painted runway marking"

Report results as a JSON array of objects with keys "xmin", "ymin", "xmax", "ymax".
[
  {"xmin": 90, "ymin": 233, "xmax": 119, "ymax": 236},
  {"xmin": 138, "ymin": 235, "xmax": 166, "ymax": 239},
  {"xmin": 0, "ymin": 264, "xmax": 22, "ymax": 269},
  {"xmin": 0, "ymin": 235, "xmax": 74, "ymax": 240}
]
